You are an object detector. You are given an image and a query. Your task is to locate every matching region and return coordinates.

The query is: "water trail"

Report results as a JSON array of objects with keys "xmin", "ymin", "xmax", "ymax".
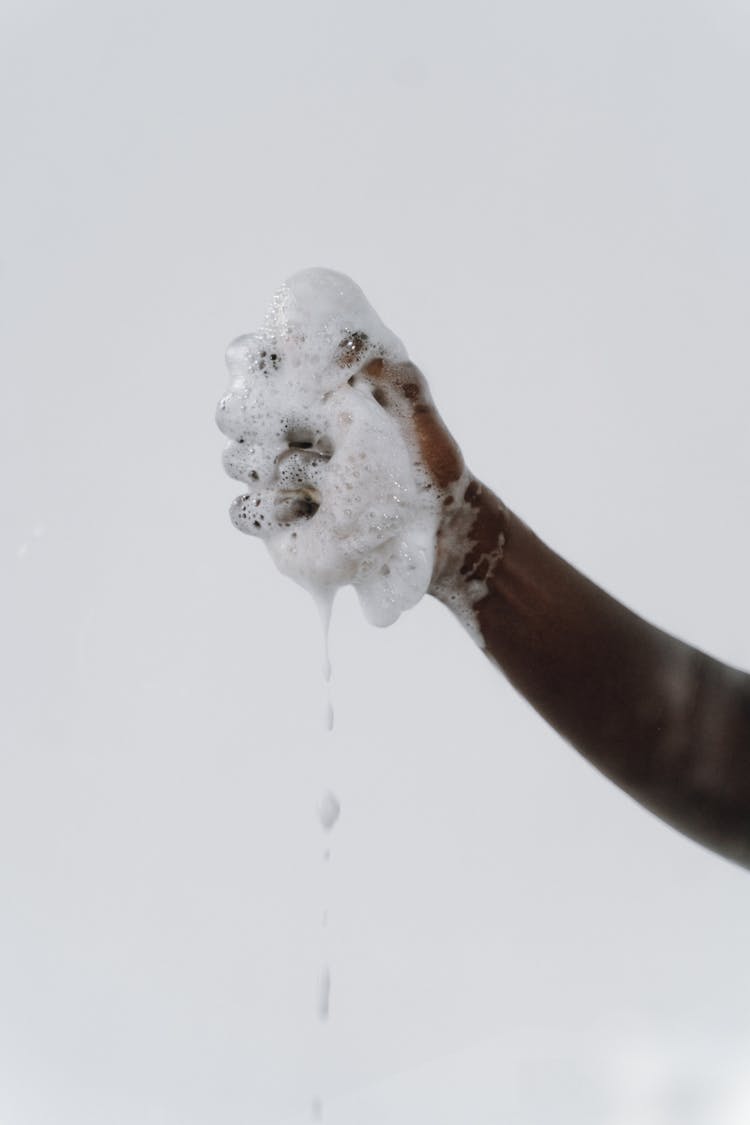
[
  {"xmin": 312, "ymin": 587, "xmax": 335, "ymax": 730},
  {"xmin": 311, "ymin": 588, "xmax": 337, "ymax": 1122},
  {"xmin": 317, "ymin": 966, "xmax": 331, "ymax": 1022}
]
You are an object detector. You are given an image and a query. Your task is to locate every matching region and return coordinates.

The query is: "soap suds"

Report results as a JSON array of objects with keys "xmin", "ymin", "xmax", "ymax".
[{"xmin": 217, "ymin": 268, "xmax": 443, "ymax": 627}]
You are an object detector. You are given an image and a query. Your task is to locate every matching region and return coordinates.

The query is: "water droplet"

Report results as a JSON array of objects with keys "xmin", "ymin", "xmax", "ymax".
[
  {"xmin": 317, "ymin": 966, "xmax": 331, "ymax": 1021},
  {"xmin": 318, "ymin": 791, "xmax": 341, "ymax": 832},
  {"xmin": 312, "ymin": 588, "xmax": 335, "ymax": 729},
  {"xmin": 313, "ymin": 587, "xmax": 334, "ymax": 683}
]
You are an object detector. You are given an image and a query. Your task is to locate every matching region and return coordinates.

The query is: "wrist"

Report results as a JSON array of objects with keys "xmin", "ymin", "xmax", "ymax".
[{"xmin": 429, "ymin": 474, "xmax": 511, "ymax": 619}]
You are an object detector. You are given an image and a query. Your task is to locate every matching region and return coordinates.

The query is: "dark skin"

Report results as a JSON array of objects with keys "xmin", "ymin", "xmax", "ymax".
[{"xmin": 360, "ymin": 353, "xmax": 750, "ymax": 870}]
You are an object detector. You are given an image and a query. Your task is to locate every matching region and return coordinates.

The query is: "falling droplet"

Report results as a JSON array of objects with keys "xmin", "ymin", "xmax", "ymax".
[
  {"xmin": 312, "ymin": 587, "xmax": 335, "ymax": 730},
  {"xmin": 314, "ymin": 587, "xmax": 334, "ymax": 681},
  {"xmin": 317, "ymin": 966, "xmax": 331, "ymax": 1021},
  {"xmin": 318, "ymin": 791, "xmax": 341, "ymax": 832}
]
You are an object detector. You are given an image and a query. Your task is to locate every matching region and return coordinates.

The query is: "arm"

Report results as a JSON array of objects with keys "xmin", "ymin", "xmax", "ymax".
[
  {"xmin": 368, "ymin": 357, "xmax": 750, "ymax": 869},
  {"xmin": 432, "ymin": 478, "xmax": 750, "ymax": 868}
]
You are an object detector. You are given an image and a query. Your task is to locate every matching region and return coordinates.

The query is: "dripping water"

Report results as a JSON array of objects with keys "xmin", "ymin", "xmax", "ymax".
[
  {"xmin": 312, "ymin": 586, "xmax": 335, "ymax": 730},
  {"xmin": 317, "ymin": 966, "xmax": 331, "ymax": 1022},
  {"xmin": 310, "ymin": 586, "xmax": 339, "ymax": 1121}
]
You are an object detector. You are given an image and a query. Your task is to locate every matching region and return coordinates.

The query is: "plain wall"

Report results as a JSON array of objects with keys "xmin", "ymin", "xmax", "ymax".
[{"xmin": 2, "ymin": 1, "xmax": 750, "ymax": 1121}]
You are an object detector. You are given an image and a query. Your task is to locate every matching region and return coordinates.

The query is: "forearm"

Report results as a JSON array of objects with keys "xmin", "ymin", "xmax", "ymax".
[{"xmin": 432, "ymin": 478, "xmax": 750, "ymax": 868}]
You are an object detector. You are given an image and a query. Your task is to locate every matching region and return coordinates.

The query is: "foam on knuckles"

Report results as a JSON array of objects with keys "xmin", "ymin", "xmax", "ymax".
[{"xmin": 217, "ymin": 268, "xmax": 442, "ymax": 627}]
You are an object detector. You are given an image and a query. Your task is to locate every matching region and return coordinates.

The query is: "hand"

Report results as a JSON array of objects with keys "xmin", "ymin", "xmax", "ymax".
[
  {"xmin": 217, "ymin": 327, "xmax": 465, "ymax": 624},
  {"xmin": 347, "ymin": 352, "xmax": 481, "ymax": 594},
  {"xmin": 350, "ymin": 354, "xmax": 466, "ymax": 495}
]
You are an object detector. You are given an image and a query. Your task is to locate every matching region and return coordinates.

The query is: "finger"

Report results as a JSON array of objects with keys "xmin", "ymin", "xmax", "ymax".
[
  {"xmin": 276, "ymin": 447, "xmax": 331, "ymax": 491},
  {"xmin": 229, "ymin": 490, "xmax": 279, "ymax": 538},
  {"xmin": 359, "ymin": 358, "xmax": 465, "ymax": 491},
  {"xmin": 222, "ymin": 440, "xmax": 276, "ymax": 488},
  {"xmin": 230, "ymin": 484, "xmax": 322, "ymax": 538}
]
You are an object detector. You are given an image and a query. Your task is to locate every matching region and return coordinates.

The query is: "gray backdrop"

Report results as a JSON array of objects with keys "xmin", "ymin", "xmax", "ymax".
[{"xmin": 3, "ymin": 1, "xmax": 750, "ymax": 1121}]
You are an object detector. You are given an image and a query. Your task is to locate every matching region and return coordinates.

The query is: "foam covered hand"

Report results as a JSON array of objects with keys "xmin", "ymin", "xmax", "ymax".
[{"xmin": 216, "ymin": 269, "xmax": 466, "ymax": 626}]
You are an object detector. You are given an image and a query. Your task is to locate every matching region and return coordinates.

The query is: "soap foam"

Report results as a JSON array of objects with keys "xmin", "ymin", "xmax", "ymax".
[{"xmin": 217, "ymin": 268, "xmax": 442, "ymax": 627}]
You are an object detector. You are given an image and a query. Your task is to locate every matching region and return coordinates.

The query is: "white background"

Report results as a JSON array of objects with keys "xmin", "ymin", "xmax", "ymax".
[{"xmin": 3, "ymin": 1, "xmax": 750, "ymax": 1121}]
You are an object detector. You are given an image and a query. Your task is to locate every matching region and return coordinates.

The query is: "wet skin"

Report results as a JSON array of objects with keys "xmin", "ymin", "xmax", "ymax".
[{"xmin": 364, "ymin": 353, "xmax": 750, "ymax": 871}]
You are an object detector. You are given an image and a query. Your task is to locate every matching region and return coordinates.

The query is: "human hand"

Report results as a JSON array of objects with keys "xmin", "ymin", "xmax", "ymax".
[{"xmin": 216, "ymin": 269, "xmax": 466, "ymax": 625}]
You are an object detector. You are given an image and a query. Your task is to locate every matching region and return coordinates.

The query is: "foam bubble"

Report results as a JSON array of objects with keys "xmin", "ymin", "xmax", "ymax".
[{"xmin": 217, "ymin": 268, "xmax": 442, "ymax": 627}]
